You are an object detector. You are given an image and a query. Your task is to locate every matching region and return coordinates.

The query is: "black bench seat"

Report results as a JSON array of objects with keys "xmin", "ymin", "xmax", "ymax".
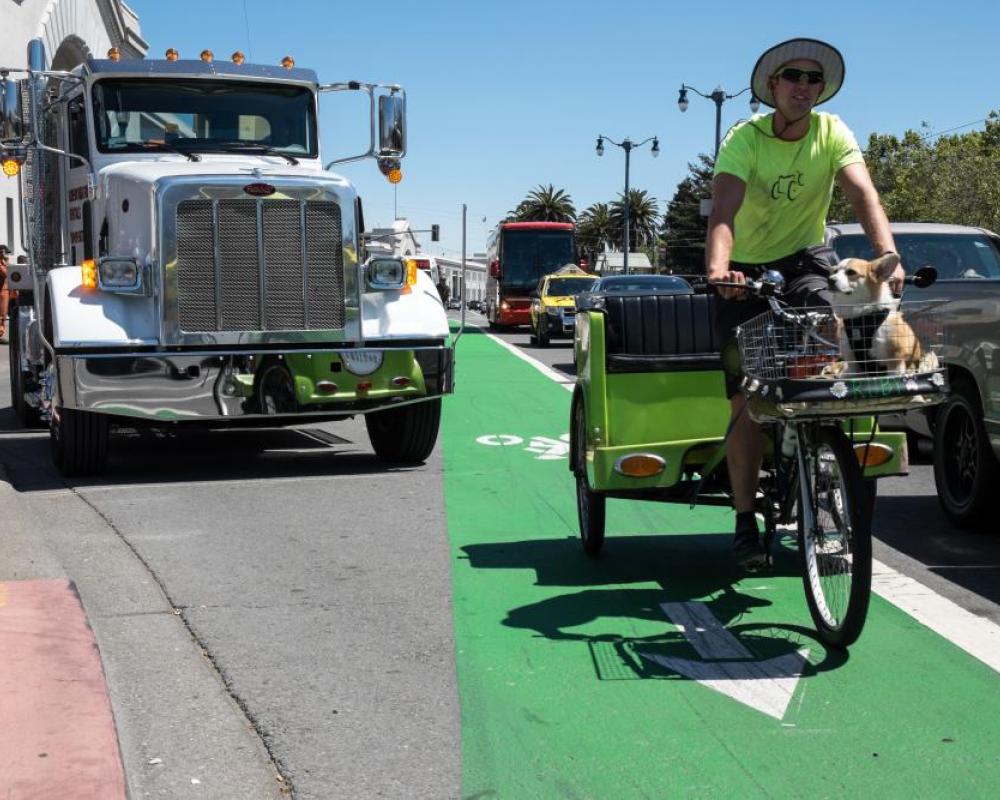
[{"xmin": 601, "ymin": 293, "xmax": 722, "ymax": 373}]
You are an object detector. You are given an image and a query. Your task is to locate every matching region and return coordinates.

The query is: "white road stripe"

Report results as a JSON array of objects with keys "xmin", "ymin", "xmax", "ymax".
[
  {"xmin": 494, "ymin": 330, "xmax": 1000, "ymax": 674},
  {"xmin": 481, "ymin": 329, "xmax": 575, "ymax": 391},
  {"xmin": 872, "ymin": 559, "xmax": 1000, "ymax": 672}
]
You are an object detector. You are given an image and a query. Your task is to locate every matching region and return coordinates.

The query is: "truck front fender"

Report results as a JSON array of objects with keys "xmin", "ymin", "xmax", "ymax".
[{"xmin": 46, "ymin": 267, "xmax": 159, "ymax": 348}]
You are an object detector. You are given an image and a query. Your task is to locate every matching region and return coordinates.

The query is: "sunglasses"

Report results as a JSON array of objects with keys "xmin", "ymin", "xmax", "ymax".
[{"xmin": 775, "ymin": 67, "xmax": 825, "ymax": 85}]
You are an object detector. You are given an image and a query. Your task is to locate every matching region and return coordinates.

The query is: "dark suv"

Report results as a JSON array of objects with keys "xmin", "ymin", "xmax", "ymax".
[{"xmin": 828, "ymin": 222, "xmax": 1000, "ymax": 528}]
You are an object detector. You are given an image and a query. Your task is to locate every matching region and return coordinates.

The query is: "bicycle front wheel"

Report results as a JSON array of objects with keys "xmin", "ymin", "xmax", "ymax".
[{"xmin": 796, "ymin": 425, "xmax": 872, "ymax": 648}]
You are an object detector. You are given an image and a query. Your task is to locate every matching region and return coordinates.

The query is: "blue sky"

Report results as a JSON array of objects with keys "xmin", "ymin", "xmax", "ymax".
[{"xmin": 126, "ymin": 0, "xmax": 999, "ymax": 255}]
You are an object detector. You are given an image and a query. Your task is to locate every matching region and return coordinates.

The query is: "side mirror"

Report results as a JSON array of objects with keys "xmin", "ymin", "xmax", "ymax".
[
  {"xmin": 489, "ymin": 259, "xmax": 500, "ymax": 279},
  {"xmin": 910, "ymin": 266, "xmax": 938, "ymax": 289},
  {"xmin": 378, "ymin": 93, "xmax": 405, "ymax": 156},
  {"xmin": 1, "ymin": 78, "xmax": 24, "ymax": 143}
]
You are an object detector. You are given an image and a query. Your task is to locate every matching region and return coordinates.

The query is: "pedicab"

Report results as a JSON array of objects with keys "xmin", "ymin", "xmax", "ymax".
[{"xmin": 569, "ymin": 270, "xmax": 947, "ymax": 647}]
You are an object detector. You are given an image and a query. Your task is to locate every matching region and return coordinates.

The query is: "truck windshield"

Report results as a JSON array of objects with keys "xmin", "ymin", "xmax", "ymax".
[
  {"xmin": 502, "ymin": 230, "xmax": 576, "ymax": 289},
  {"xmin": 92, "ymin": 79, "xmax": 317, "ymax": 157}
]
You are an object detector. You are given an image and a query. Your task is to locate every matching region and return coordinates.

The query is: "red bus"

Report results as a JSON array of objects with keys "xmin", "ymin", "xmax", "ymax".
[{"xmin": 484, "ymin": 221, "xmax": 578, "ymax": 328}]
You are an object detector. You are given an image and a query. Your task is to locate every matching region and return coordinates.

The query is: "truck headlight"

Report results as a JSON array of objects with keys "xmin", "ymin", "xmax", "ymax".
[
  {"xmin": 366, "ymin": 257, "xmax": 409, "ymax": 290},
  {"xmin": 98, "ymin": 257, "xmax": 142, "ymax": 292}
]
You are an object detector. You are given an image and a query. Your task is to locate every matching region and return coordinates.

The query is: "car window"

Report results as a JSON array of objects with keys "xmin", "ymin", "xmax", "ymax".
[{"xmin": 831, "ymin": 232, "xmax": 1000, "ymax": 280}]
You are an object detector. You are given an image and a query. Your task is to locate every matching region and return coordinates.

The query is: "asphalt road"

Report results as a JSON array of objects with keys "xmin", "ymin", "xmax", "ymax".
[
  {"xmin": 470, "ymin": 311, "xmax": 1000, "ymax": 626},
  {"xmin": 0, "ymin": 356, "xmax": 461, "ymax": 799}
]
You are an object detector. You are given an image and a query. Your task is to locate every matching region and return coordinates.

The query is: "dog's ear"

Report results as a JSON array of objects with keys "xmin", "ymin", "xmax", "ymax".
[{"xmin": 872, "ymin": 252, "xmax": 900, "ymax": 281}]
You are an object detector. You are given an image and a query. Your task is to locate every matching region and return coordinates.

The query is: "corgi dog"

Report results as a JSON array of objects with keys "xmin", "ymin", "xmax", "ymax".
[{"xmin": 825, "ymin": 252, "xmax": 935, "ymax": 375}]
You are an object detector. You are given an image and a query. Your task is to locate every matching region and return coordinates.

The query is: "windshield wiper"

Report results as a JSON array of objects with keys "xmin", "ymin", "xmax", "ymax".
[
  {"xmin": 125, "ymin": 140, "xmax": 201, "ymax": 162},
  {"xmin": 207, "ymin": 140, "xmax": 299, "ymax": 165}
]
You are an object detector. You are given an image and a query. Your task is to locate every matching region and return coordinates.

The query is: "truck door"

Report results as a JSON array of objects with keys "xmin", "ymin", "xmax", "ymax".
[{"xmin": 65, "ymin": 94, "xmax": 92, "ymax": 266}]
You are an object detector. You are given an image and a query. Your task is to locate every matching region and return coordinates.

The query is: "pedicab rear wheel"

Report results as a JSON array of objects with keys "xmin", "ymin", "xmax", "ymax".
[
  {"xmin": 797, "ymin": 425, "xmax": 872, "ymax": 648},
  {"xmin": 572, "ymin": 393, "xmax": 605, "ymax": 555}
]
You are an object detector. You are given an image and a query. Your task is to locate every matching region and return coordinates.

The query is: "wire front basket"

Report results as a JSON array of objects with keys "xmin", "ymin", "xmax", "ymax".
[{"xmin": 735, "ymin": 300, "xmax": 948, "ymax": 420}]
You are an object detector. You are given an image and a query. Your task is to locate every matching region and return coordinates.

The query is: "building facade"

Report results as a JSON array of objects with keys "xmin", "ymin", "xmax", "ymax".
[{"xmin": 1, "ymin": 0, "xmax": 146, "ymax": 257}]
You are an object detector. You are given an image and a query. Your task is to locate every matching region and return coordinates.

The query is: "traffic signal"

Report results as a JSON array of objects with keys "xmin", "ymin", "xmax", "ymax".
[{"xmin": 431, "ymin": 224, "xmax": 440, "ymax": 242}]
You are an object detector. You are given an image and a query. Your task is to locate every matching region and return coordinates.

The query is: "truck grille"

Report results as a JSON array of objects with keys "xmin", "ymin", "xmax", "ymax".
[{"xmin": 174, "ymin": 199, "xmax": 345, "ymax": 332}]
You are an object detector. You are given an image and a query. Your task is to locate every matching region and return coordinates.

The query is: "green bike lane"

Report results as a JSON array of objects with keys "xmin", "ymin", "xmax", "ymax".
[{"xmin": 441, "ymin": 328, "xmax": 1000, "ymax": 799}]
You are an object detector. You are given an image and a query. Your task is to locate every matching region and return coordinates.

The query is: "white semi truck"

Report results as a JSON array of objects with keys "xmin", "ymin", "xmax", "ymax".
[{"xmin": 1, "ymin": 42, "xmax": 453, "ymax": 476}]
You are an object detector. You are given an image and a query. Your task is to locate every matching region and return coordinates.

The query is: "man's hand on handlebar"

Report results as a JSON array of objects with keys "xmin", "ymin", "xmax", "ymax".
[
  {"xmin": 889, "ymin": 263, "xmax": 905, "ymax": 296},
  {"xmin": 708, "ymin": 269, "xmax": 749, "ymax": 300}
]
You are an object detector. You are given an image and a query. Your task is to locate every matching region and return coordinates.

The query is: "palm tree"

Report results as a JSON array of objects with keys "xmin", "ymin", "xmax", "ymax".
[
  {"xmin": 609, "ymin": 189, "xmax": 659, "ymax": 252},
  {"xmin": 576, "ymin": 202, "xmax": 614, "ymax": 266},
  {"xmin": 510, "ymin": 184, "xmax": 576, "ymax": 222}
]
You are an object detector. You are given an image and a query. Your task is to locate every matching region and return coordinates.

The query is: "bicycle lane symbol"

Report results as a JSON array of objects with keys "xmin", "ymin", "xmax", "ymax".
[{"xmin": 476, "ymin": 433, "xmax": 571, "ymax": 461}]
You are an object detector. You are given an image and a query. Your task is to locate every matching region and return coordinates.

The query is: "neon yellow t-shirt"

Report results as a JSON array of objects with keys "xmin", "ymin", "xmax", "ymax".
[{"xmin": 714, "ymin": 111, "xmax": 864, "ymax": 264}]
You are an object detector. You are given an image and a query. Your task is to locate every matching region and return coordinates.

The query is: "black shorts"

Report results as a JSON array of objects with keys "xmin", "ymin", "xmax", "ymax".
[{"xmin": 716, "ymin": 245, "xmax": 839, "ymax": 398}]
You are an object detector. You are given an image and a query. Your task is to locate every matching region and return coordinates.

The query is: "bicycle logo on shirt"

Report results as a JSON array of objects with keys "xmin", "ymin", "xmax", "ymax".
[{"xmin": 771, "ymin": 172, "xmax": 805, "ymax": 201}]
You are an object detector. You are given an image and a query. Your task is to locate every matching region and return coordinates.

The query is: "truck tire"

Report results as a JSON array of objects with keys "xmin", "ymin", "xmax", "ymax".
[
  {"xmin": 50, "ymin": 406, "xmax": 109, "ymax": 477},
  {"xmin": 8, "ymin": 305, "xmax": 43, "ymax": 428},
  {"xmin": 366, "ymin": 398, "xmax": 441, "ymax": 464},
  {"xmin": 933, "ymin": 380, "xmax": 1000, "ymax": 529}
]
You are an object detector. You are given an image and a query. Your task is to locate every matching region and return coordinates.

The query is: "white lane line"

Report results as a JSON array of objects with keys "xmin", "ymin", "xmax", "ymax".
[
  {"xmin": 872, "ymin": 559, "xmax": 1000, "ymax": 673},
  {"xmin": 493, "ymin": 329, "xmax": 1000, "ymax": 675},
  {"xmin": 482, "ymin": 330, "xmax": 575, "ymax": 392}
]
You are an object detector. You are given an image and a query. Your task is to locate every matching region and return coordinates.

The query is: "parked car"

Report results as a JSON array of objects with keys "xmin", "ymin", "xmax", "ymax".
[{"xmin": 827, "ymin": 221, "xmax": 1000, "ymax": 528}]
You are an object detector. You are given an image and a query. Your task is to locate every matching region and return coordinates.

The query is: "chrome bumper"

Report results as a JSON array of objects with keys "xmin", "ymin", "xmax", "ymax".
[{"xmin": 54, "ymin": 345, "xmax": 453, "ymax": 422}]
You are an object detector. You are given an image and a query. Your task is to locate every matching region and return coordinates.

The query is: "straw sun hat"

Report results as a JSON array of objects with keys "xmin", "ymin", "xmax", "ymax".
[{"xmin": 751, "ymin": 37, "xmax": 845, "ymax": 109}]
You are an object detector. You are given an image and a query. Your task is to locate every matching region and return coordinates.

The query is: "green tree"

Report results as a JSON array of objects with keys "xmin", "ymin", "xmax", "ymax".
[
  {"xmin": 509, "ymin": 184, "xmax": 576, "ymax": 222},
  {"xmin": 576, "ymin": 202, "xmax": 614, "ymax": 267},
  {"xmin": 661, "ymin": 154, "xmax": 714, "ymax": 273},
  {"xmin": 609, "ymin": 189, "xmax": 659, "ymax": 253},
  {"xmin": 829, "ymin": 110, "xmax": 1000, "ymax": 232}
]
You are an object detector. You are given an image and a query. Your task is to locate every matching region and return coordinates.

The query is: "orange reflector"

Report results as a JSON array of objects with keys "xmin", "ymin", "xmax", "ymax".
[
  {"xmin": 2, "ymin": 158, "xmax": 21, "ymax": 177},
  {"xmin": 614, "ymin": 453, "xmax": 666, "ymax": 478},
  {"xmin": 854, "ymin": 442, "xmax": 894, "ymax": 468},
  {"xmin": 81, "ymin": 258, "xmax": 97, "ymax": 289},
  {"xmin": 386, "ymin": 168, "xmax": 402, "ymax": 184}
]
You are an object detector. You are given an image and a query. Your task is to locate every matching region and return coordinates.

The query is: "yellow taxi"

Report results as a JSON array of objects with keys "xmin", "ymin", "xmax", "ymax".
[{"xmin": 529, "ymin": 264, "xmax": 598, "ymax": 347}]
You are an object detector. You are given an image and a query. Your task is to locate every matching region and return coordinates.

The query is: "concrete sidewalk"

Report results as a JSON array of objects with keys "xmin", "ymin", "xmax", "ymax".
[{"xmin": 0, "ymin": 462, "xmax": 284, "ymax": 799}]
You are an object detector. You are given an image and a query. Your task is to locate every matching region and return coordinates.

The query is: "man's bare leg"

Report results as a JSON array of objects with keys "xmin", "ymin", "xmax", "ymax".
[
  {"xmin": 727, "ymin": 393, "xmax": 767, "ymax": 568},
  {"xmin": 727, "ymin": 393, "xmax": 763, "ymax": 513}
]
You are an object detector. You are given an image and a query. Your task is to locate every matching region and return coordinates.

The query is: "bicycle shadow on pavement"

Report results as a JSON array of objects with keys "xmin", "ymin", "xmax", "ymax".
[{"xmin": 461, "ymin": 533, "xmax": 849, "ymax": 680}]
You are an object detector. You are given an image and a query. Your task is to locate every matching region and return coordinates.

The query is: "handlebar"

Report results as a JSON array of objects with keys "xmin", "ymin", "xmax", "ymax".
[{"xmin": 710, "ymin": 265, "xmax": 939, "ymax": 297}]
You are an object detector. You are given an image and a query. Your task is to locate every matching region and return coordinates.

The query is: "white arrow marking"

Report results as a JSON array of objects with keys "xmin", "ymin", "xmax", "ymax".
[{"xmin": 639, "ymin": 601, "xmax": 809, "ymax": 720}]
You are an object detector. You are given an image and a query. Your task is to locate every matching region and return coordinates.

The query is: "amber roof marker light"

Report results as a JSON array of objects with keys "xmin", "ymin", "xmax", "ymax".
[
  {"xmin": 281, "ymin": 56, "xmax": 295, "ymax": 70},
  {"xmin": 200, "ymin": 49, "xmax": 214, "ymax": 63},
  {"xmin": 231, "ymin": 51, "xmax": 245, "ymax": 65},
  {"xmin": 165, "ymin": 48, "xmax": 179, "ymax": 61},
  {"xmin": 106, "ymin": 47, "xmax": 121, "ymax": 62}
]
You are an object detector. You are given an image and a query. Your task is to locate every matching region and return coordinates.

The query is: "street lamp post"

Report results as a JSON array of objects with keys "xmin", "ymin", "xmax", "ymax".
[
  {"xmin": 677, "ymin": 85, "xmax": 760, "ymax": 161},
  {"xmin": 595, "ymin": 134, "xmax": 659, "ymax": 275}
]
